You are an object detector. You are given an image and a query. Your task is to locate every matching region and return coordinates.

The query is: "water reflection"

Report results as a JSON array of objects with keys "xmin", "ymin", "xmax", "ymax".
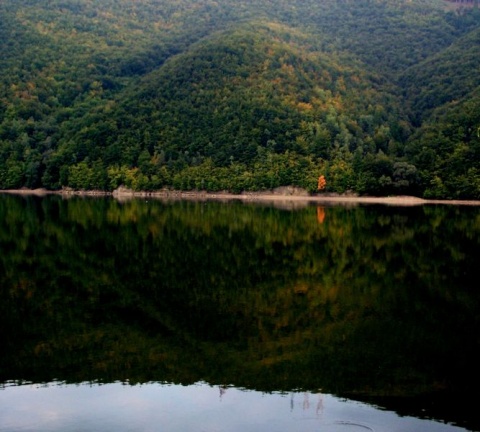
[
  {"xmin": 0, "ymin": 382, "xmax": 467, "ymax": 432},
  {"xmin": 0, "ymin": 195, "xmax": 479, "ymax": 430}
]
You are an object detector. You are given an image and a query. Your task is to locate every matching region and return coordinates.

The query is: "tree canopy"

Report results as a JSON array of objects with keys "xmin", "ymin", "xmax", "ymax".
[{"xmin": 1, "ymin": 0, "xmax": 479, "ymax": 198}]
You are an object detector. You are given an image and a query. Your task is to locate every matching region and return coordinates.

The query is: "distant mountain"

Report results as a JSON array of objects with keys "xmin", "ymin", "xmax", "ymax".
[
  {"xmin": 1, "ymin": 0, "xmax": 479, "ymax": 198},
  {"xmin": 400, "ymin": 27, "xmax": 480, "ymax": 122}
]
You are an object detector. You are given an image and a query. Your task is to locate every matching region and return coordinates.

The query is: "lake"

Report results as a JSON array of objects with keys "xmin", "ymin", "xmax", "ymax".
[{"xmin": 0, "ymin": 194, "xmax": 479, "ymax": 432}]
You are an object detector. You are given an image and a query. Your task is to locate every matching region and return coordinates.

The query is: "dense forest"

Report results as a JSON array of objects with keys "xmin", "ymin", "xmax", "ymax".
[{"xmin": 1, "ymin": 0, "xmax": 479, "ymax": 198}]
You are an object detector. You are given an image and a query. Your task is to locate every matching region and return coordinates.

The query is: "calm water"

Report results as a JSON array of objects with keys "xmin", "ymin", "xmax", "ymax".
[{"xmin": 0, "ymin": 194, "xmax": 479, "ymax": 431}]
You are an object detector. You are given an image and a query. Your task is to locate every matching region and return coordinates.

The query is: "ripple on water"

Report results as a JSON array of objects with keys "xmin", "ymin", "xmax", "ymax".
[{"xmin": 330, "ymin": 421, "xmax": 376, "ymax": 432}]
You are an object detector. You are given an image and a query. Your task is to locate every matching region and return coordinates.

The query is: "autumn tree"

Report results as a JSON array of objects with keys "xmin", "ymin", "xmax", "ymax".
[{"xmin": 317, "ymin": 175, "xmax": 327, "ymax": 191}]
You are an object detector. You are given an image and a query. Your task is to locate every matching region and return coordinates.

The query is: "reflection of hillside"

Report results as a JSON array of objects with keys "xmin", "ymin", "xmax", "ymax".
[{"xmin": 0, "ymin": 196, "xmax": 479, "ymax": 408}]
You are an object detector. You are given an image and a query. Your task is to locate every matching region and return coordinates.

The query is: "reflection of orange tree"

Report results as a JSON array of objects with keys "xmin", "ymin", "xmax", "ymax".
[{"xmin": 316, "ymin": 207, "xmax": 325, "ymax": 224}]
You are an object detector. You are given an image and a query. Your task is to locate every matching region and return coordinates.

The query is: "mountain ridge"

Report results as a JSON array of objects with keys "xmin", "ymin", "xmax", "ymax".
[{"xmin": 0, "ymin": 0, "xmax": 479, "ymax": 198}]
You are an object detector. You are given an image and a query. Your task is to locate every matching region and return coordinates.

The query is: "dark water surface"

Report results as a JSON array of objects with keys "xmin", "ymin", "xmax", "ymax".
[{"xmin": 0, "ymin": 194, "xmax": 479, "ymax": 431}]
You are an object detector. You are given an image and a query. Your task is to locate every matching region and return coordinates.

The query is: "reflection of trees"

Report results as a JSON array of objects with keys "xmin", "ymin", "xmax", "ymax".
[
  {"xmin": 316, "ymin": 206, "xmax": 325, "ymax": 223},
  {"xmin": 289, "ymin": 392, "xmax": 324, "ymax": 416},
  {"xmin": 0, "ymin": 195, "xmax": 479, "ymax": 402}
]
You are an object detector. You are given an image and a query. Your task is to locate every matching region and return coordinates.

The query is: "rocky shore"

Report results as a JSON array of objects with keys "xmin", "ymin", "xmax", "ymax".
[{"xmin": 2, "ymin": 186, "xmax": 480, "ymax": 206}]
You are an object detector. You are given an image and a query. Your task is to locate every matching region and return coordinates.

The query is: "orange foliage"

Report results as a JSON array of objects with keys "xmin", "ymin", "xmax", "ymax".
[
  {"xmin": 317, "ymin": 175, "xmax": 326, "ymax": 191},
  {"xmin": 317, "ymin": 207, "xmax": 326, "ymax": 224},
  {"xmin": 297, "ymin": 101, "xmax": 313, "ymax": 111}
]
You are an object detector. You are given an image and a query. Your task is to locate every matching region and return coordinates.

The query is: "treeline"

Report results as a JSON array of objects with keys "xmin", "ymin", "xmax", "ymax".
[{"xmin": 0, "ymin": 0, "xmax": 479, "ymax": 198}]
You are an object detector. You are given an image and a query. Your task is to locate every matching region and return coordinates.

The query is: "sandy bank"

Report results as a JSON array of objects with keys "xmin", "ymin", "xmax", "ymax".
[{"xmin": 2, "ymin": 187, "xmax": 480, "ymax": 206}]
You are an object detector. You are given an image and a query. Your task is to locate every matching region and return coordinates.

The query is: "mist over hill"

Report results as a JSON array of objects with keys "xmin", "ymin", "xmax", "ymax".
[{"xmin": 1, "ymin": 0, "xmax": 479, "ymax": 198}]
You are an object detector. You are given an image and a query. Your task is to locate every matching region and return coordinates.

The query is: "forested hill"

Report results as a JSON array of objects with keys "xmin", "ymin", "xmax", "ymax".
[{"xmin": 1, "ymin": 0, "xmax": 479, "ymax": 198}]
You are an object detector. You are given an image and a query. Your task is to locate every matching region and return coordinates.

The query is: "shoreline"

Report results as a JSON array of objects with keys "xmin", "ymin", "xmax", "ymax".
[{"xmin": 2, "ymin": 187, "xmax": 480, "ymax": 206}]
